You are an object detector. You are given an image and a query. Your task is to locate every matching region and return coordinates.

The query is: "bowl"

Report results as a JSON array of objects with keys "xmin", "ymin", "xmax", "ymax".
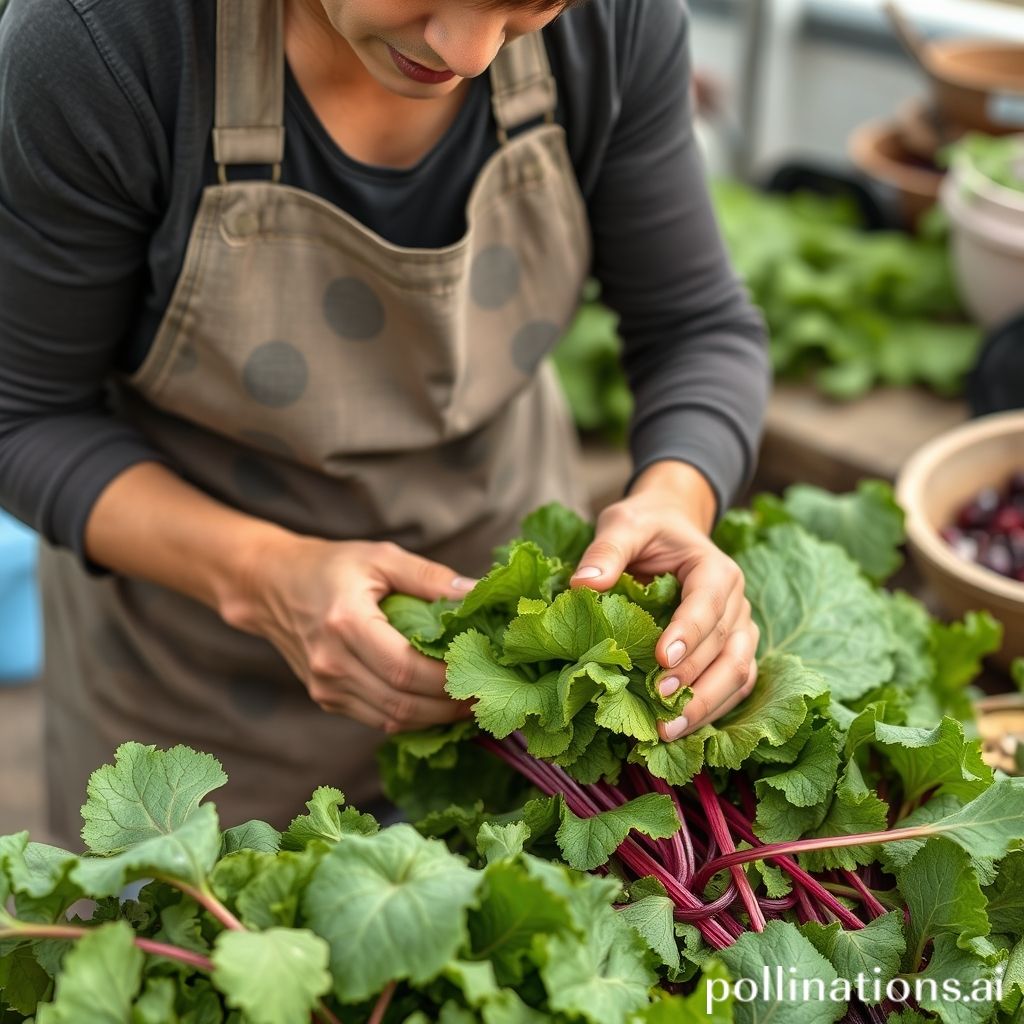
[
  {"xmin": 941, "ymin": 135, "xmax": 1024, "ymax": 328},
  {"xmin": 896, "ymin": 409, "xmax": 1024, "ymax": 672},
  {"xmin": 848, "ymin": 119, "xmax": 944, "ymax": 229},
  {"xmin": 928, "ymin": 40, "xmax": 1024, "ymax": 136}
]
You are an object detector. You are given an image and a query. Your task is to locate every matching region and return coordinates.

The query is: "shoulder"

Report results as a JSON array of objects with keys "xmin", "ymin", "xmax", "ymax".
[{"xmin": 0, "ymin": 0, "xmax": 211, "ymax": 134}]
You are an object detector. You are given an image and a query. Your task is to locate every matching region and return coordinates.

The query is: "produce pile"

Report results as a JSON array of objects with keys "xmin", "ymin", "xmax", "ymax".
[
  {"xmin": 552, "ymin": 184, "xmax": 981, "ymax": 441},
  {"xmin": 381, "ymin": 485, "xmax": 1024, "ymax": 1023},
  {"xmin": 2, "ymin": 486, "xmax": 1023, "ymax": 1024}
]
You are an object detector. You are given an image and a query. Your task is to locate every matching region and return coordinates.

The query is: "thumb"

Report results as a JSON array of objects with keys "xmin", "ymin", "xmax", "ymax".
[
  {"xmin": 571, "ymin": 528, "xmax": 638, "ymax": 592},
  {"xmin": 379, "ymin": 545, "xmax": 477, "ymax": 602}
]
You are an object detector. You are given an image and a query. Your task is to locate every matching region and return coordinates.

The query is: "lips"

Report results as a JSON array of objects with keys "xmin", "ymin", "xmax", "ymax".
[{"xmin": 387, "ymin": 45, "xmax": 456, "ymax": 85}]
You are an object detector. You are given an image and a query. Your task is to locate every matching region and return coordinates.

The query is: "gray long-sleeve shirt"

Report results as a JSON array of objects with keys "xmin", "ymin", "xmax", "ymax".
[{"xmin": 0, "ymin": 0, "xmax": 770, "ymax": 563}]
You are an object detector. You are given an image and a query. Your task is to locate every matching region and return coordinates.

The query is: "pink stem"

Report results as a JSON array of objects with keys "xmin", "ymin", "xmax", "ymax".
[
  {"xmin": 368, "ymin": 981, "xmax": 396, "ymax": 1024},
  {"xmin": 840, "ymin": 870, "xmax": 888, "ymax": 920},
  {"xmin": 693, "ymin": 773, "xmax": 767, "ymax": 932},
  {"xmin": 172, "ymin": 880, "xmax": 246, "ymax": 932}
]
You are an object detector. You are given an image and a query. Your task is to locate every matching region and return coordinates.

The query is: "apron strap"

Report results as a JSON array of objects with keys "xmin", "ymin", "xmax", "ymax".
[
  {"xmin": 212, "ymin": 0, "xmax": 285, "ymax": 181},
  {"xmin": 489, "ymin": 32, "xmax": 558, "ymax": 144}
]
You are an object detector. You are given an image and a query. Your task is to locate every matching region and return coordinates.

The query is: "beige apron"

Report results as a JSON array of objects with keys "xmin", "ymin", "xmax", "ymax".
[{"xmin": 39, "ymin": 0, "xmax": 591, "ymax": 847}]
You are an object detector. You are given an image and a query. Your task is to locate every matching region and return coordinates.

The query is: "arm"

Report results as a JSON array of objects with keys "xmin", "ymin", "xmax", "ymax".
[
  {"xmin": 0, "ymin": 2, "xmax": 469, "ymax": 732},
  {"xmin": 570, "ymin": 0, "xmax": 769, "ymax": 737}
]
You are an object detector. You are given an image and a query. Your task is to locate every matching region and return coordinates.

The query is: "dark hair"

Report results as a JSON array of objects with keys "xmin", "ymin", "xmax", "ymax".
[{"xmin": 473, "ymin": 0, "xmax": 589, "ymax": 13}]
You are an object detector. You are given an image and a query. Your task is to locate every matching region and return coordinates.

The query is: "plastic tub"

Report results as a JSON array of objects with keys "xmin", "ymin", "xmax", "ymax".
[
  {"xmin": 941, "ymin": 135, "xmax": 1024, "ymax": 328},
  {"xmin": 0, "ymin": 509, "xmax": 42, "ymax": 683}
]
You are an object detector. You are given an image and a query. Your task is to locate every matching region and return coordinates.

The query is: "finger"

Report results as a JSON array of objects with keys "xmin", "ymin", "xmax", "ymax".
[
  {"xmin": 655, "ymin": 590, "xmax": 746, "ymax": 698},
  {"xmin": 348, "ymin": 612, "xmax": 453, "ymax": 698},
  {"xmin": 655, "ymin": 558, "xmax": 744, "ymax": 673},
  {"xmin": 378, "ymin": 542, "xmax": 477, "ymax": 601},
  {"xmin": 310, "ymin": 654, "xmax": 474, "ymax": 731},
  {"xmin": 658, "ymin": 625, "xmax": 758, "ymax": 742},
  {"xmin": 570, "ymin": 523, "xmax": 643, "ymax": 593}
]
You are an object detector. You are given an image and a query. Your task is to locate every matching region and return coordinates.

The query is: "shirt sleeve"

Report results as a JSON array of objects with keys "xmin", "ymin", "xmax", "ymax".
[
  {"xmin": 587, "ymin": 0, "xmax": 771, "ymax": 518},
  {"xmin": 0, "ymin": 0, "xmax": 168, "ymax": 563}
]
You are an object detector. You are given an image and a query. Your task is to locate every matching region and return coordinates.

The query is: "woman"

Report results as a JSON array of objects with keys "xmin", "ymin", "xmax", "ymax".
[{"xmin": 0, "ymin": 0, "xmax": 770, "ymax": 847}]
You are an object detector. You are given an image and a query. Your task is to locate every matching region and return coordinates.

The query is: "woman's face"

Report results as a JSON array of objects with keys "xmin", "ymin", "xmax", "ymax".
[{"xmin": 315, "ymin": 1, "xmax": 564, "ymax": 97}]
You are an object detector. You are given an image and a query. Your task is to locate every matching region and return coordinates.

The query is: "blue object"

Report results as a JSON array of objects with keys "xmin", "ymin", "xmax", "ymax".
[{"xmin": 0, "ymin": 509, "xmax": 42, "ymax": 683}]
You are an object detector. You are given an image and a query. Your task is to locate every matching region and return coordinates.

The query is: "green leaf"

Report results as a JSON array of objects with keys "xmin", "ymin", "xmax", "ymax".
[
  {"xmin": 738, "ymin": 526, "xmax": 894, "ymax": 702},
  {"xmin": 617, "ymin": 895, "xmax": 680, "ymax": 970},
  {"xmin": 80, "ymin": 743, "xmax": 226, "ymax": 854},
  {"xmin": 501, "ymin": 587, "xmax": 613, "ymax": 665},
  {"xmin": 607, "ymin": 574, "xmax": 680, "ymax": 625},
  {"xmin": 72, "ymin": 805, "xmax": 222, "ymax": 897},
  {"xmin": 467, "ymin": 859, "xmax": 574, "ymax": 986},
  {"xmin": 701, "ymin": 653, "xmax": 829, "ymax": 769},
  {"xmin": 601, "ymin": 596, "xmax": 662, "ymax": 674},
  {"xmin": 801, "ymin": 912, "xmax": 906, "ymax": 999},
  {"xmin": 476, "ymin": 821, "xmax": 530, "ymax": 864},
  {"xmin": 555, "ymin": 794, "xmax": 680, "ymax": 871},
  {"xmin": 441, "ymin": 959, "xmax": 500, "ymax": 1008},
  {"xmin": 913, "ymin": 934, "xmax": 1001, "ymax": 1024},
  {"xmin": 235, "ymin": 850, "xmax": 320, "ymax": 930},
  {"xmin": 717, "ymin": 920, "xmax": 844, "ymax": 1024},
  {"xmin": 984, "ymin": 852, "xmax": 1024, "ymax": 937},
  {"xmin": 34, "ymin": 922, "xmax": 143, "ymax": 1024},
  {"xmin": 542, "ymin": 900, "xmax": 655, "ymax": 1024},
  {"xmin": 504, "ymin": 503, "xmax": 594, "ymax": 565},
  {"xmin": 925, "ymin": 778, "xmax": 1024, "ymax": 862},
  {"xmin": 594, "ymin": 680, "xmax": 659, "ymax": 743},
  {"xmin": 0, "ymin": 944, "xmax": 52, "ymax": 1015},
  {"xmin": 755, "ymin": 724, "xmax": 840, "ymax": 808},
  {"xmin": 281, "ymin": 787, "xmax": 378, "ymax": 850},
  {"xmin": 457, "ymin": 543, "xmax": 566, "ymax": 617},
  {"xmin": 132, "ymin": 977, "xmax": 178, "ymax": 1024},
  {"xmin": 929, "ymin": 613, "xmax": 1003, "ymax": 711},
  {"xmin": 630, "ymin": 733, "xmax": 705, "ymax": 786},
  {"xmin": 481, "ymin": 989, "xmax": 552, "ymax": 1024},
  {"xmin": 211, "ymin": 928, "xmax": 332, "ymax": 1024},
  {"xmin": 800, "ymin": 760, "xmax": 889, "ymax": 872},
  {"xmin": 220, "ymin": 820, "xmax": 281, "ymax": 855},
  {"xmin": 381, "ymin": 593, "xmax": 456, "ymax": 655},
  {"xmin": 445, "ymin": 632, "xmax": 553, "ymax": 739},
  {"xmin": 896, "ymin": 839, "xmax": 990, "ymax": 971},
  {"xmin": 782, "ymin": 481, "xmax": 904, "ymax": 583},
  {"xmin": 303, "ymin": 824, "xmax": 481, "ymax": 1002}
]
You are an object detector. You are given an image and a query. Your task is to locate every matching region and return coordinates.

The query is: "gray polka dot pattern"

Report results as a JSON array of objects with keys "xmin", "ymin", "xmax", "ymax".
[
  {"xmin": 324, "ymin": 277, "xmax": 385, "ymax": 340},
  {"xmin": 227, "ymin": 674, "xmax": 282, "ymax": 719},
  {"xmin": 171, "ymin": 343, "xmax": 198, "ymax": 376},
  {"xmin": 242, "ymin": 341, "xmax": 308, "ymax": 408},
  {"xmin": 470, "ymin": 246, "xmax": 521, "ymax": 310},
  {"xmin": 232, "ymin": 454, "xmax": 288, "ymax": 502},
  {"xmin": 511, "ymin": 321, "xmax": 562, "ymax": 375}
]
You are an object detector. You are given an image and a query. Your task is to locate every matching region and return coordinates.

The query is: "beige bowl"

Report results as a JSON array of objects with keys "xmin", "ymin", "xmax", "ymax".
[
  {"xmin": 928, "ymin": 41, "xmax": 1024, "ymax": 136},
  {"xmin": 896, "ymin": 410, "xmax": 1024, "ymax": 671}
]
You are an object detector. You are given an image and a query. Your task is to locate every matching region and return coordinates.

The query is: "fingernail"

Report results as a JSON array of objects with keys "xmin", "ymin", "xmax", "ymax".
[
  {"xmin": 666, "ymin": 640, "xmax": 686, "ymax": 667},
  {"xmin": 664, "ymin": 717, "xmax": 689, "ymax": 742},
  {"xmin": 572, "ymin": 565, "xmax": 603, "ymax": 580},
  {"xmin": 658, "ymin": 676, "xmax": 680, "ymax": 698},
  {"xmin": 451, "ymin": 576, "xmax": 477, "ymax": 592}
]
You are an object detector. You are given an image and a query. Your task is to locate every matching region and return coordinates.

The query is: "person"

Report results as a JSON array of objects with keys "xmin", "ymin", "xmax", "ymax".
[{"xmin": 0, "ymin": 0, "xmax": 770, "ymax": 848}]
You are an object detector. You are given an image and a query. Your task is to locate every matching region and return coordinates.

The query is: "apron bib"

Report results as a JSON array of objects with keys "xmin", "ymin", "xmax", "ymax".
[{"xmin": 39, "ymin": 0, "xmax": 591, "ymax": 847}]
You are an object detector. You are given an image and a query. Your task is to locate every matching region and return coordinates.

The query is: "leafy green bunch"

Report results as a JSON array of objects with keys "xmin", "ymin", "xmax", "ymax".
[
  {"xmin": 382, "ymin": 484, "xmax": 1024, "ymax": 1024},
  {"xmin": 0, "ymin": 743, "xmax": 723, "ymax": 1024}
]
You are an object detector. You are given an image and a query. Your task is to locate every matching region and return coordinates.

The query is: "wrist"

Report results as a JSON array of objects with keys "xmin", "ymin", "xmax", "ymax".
[
  {"xmin": 628, "ymin": 460, "xmax": 718, "ymax": 534},
  {"xmin": 215, "ymin": 519, "xmax": 303, "ymax": 635}
]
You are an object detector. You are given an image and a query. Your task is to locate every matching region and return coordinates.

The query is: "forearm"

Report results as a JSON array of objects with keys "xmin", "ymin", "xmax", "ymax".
[{"xmin": 83, "ymin": 461, "xmax": 295, "ymax": 622}]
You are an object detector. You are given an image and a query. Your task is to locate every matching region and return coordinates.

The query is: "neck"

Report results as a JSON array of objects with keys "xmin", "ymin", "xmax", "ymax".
[{"xmin": 283, "ymin": 0, "xmax": 378, "ymax": 93}]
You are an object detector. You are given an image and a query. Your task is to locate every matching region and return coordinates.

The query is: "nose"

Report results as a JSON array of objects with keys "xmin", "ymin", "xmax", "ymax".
[{"xmin": 422, "ymin": 12, "xmax": 507, "ymax": 79}]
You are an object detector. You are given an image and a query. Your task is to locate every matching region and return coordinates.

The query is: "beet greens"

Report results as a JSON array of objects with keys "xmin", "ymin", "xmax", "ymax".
[{"xmin": 381, "ymin": 485, "xmax": 1024, "ymax": 1023}]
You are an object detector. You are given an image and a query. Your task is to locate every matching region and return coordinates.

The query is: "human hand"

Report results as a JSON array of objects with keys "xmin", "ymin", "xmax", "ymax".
[
  {"xmin": 570, "ymin": 462, "xmax": 759, "ymax": 742},
  {"xmin": 224, "ymin": 534, "xmax": 476, "ymax": 733}
]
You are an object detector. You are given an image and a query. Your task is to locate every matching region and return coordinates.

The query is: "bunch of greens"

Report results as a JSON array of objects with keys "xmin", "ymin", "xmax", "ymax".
[
  {"xmin": 0, "ymin": 743, "xmax": 723, "ymax": 1024},
  {"xmin": 382, "ymin": 485, "xmax": 1024, "ymax": 1024},
  {"xmin": 947, "ymin": 134, "xmax": 1024, "ymax": 195},
  {"xmin": 551, "ymin": 185, "xmax": 981, "ymax": 441}
]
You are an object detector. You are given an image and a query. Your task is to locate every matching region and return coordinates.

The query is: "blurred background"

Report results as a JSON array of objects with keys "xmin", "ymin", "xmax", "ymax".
[{"xmin": 3, "ymin": 0, "xmax": 1024, "ymax": 840}]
